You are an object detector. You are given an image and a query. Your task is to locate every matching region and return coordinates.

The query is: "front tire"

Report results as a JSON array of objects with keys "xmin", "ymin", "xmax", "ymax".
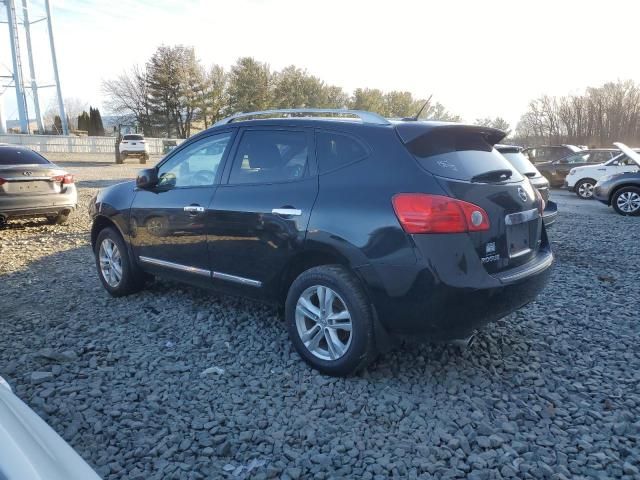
[
  {"xmin": 94, "ymin": 227, "xmax": 147, "ymax": 296},
  {"xmin": 612, "ymin": 187, "xmax": 640, "ymax": 216},
  {"xmin": 285, "ymin": 265, "xmax": 376, "ymax": 376},
  {"xmin": 575, "ymin": 179, "xmax": 596, "ymax": 199}
]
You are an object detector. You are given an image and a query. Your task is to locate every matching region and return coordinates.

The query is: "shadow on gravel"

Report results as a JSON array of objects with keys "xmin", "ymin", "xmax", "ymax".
[
  {"xmin": 55, "ymin": 161, "xmax": 115, "ymax": 168},
  {"xmin": 0, "ymin": 244, "xmax": 592, "ymax": 480},
  {"xmin": 76, "ymin": 179, "xmax": 132, "ymax": 189}
]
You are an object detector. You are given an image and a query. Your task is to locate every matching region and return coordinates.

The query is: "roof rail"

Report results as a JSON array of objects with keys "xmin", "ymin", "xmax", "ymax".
[{"xmin": 214, "ymin": 108, "xmax": 390, "ymax": 126}]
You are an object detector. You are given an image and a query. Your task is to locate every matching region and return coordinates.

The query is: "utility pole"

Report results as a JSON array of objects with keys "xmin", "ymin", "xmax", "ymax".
[
  {"xmin": 4, "ymin": 0, "xmax": 29, "ymax": 133},
  {"xmin": 44, "ymin": 0, "xmax": 68, "ymax": 135},
  {"xmin": 21, "ymin": 0, "xmax": 44, "ymax": 133},
  {"xmin": 0, "ymin": 93, "xmax": 6, "ymax": 134}
]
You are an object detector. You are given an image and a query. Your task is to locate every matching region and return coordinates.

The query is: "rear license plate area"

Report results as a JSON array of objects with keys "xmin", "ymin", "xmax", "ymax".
[
  {"xmin": 7, "ymin": 181, "xmax": 50, "ymax": 194},
  {"xmin": 505, "ymin": 209, "xmax": 539, "ymax": 259},
  {"xmin": 506, "ymin": 222, "xmax": 531, "ymax": 258}
]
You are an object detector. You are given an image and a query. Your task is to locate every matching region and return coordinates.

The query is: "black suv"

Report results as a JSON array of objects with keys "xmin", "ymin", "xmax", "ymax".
[{"xmin": 90, "ymin": 109, "xmax": 553, "ymax": 376}]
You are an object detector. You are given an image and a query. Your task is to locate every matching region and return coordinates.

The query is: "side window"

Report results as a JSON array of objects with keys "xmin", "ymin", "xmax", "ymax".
[
  {"xmin": 229, "ymin": 130, "xmax": 308, "ymax": 185},
  {"xmin": 157, "ymin": 132, "xmax": 232, "ymax": 188},
  {"xmin": 316, "ymin": 131, "xmax": 368, "ymax": 173},
  {"xmin": 566, "ymin": 153, "xmax": 588, "ymax": 164}
]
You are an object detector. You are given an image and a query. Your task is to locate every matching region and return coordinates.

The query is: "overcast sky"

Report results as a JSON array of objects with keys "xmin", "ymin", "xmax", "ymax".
[{"xmin": 1, "ymin": 0, "xmax": 639, "ymax": 129}]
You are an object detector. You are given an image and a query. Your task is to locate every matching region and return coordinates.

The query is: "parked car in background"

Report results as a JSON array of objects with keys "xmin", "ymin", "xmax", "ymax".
[
  {"xmin": 535, "ymin": 148, "xmax": 619, "ymax": 187},
  {"xmin": 496, "ymin": 144, "xmax": 557, "ymax": 226},
  {"xmin": 90, "ymin": 109, "xmax": 553, "ymax": 376},
  {"xmin": 0, "ymin": 375, "xmax": 101, "ymax": 480},
  {"xmin": 565, "ymin": 143, "xmax": 640, "ymax": 199},
  {"xmin": 0, "ymin": 145, "xmax": 77, "ymax": 225},
  {"xmin": 522, "ymin": 145, "xmax": 582, "ymax": 164},
  {"xmin": 593, "ymin": 144, "xmax": 640, "ymax": 215},
  {"xmin": 118, "ymin": 134, "xmax": 149, "ymax": 164}
]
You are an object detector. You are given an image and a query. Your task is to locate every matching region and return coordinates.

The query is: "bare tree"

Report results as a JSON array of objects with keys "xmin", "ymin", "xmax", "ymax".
[
  {"xmin": 515, "ymin": 80, "xmax": 640, "ymax": 146},
  {"xmin": 102, "ymin": 66, "xmax": 152, "ymax": 134}
]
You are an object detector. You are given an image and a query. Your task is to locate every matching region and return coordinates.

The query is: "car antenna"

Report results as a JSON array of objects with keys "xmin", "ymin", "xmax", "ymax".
[{"xmin": 403, "ymin": 94, "xmax": 433, "ymax": 121}]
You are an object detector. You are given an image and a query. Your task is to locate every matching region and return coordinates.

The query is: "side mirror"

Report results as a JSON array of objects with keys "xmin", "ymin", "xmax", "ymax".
[{"xmin": 136, "ymin": 168, "xmax": 158, "ymax": 189}]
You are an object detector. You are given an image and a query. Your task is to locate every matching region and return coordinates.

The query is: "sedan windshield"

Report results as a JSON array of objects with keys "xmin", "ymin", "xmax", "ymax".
[{"xmin": 0, "ymin": 147, "xmax": 50, "ymax": 165}]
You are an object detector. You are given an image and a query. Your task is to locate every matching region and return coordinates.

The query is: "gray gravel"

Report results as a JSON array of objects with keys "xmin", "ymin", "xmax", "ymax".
[{"xmin": 1, "ymin": 155, "xmax": 639, "ymax": 479}]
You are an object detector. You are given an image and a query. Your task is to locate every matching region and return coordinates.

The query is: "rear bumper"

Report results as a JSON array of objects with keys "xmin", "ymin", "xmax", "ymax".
[
  {"xmin": 0, "ymin": 187, "xmax": 77, "ymax": 219},
  {"xmin": 357, "ymin": 238, "xmax": 553, "ymax": 341},
  {"xmin": 120, "ymin": 150, "xmax": 148, "ymax": 155}
]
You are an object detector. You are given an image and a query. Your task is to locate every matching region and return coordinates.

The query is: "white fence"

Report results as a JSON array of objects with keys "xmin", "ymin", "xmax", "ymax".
[{"xmin": 0, "ymin": 134, "xmax": 182, "ymax": 155}]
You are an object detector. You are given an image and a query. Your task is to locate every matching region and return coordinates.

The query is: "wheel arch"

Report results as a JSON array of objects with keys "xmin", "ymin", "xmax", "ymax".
[
  {"xmin": 278, "ymin": 247, "xmax": 351, "ymax": 305},
  {"xmin": 610, "ymin": 183, "xmax": 640, "ymax": 205},
  {"xmin": 91, "ymin": 215, "xmax": 126, "ymax": 250}
]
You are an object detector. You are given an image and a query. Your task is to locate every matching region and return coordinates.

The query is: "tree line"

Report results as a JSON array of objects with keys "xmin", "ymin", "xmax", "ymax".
[
  {"xmin": 102, "ymin": 45, "xmax": 460, "ymax": 138},
  {"xmin": 514, "ymin": 80, "xmax": 640, "ymax": 147}
]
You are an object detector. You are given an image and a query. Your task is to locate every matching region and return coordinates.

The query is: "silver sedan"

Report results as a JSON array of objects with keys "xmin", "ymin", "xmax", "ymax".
[{"xmin": 0, "ymin": 145, "xmax": 77, "ymax": 225}]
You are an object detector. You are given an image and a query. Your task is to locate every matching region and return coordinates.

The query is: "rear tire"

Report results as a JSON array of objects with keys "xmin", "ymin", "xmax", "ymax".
[
  {"xmin": 575, "ymin": 178, "xmax": 596, "ymax": 199},
  {"xmin": 116, "ymin": 153, "xmax": 124, "ymax": 164},
  {"xmin": 285, "ymin": 265, "xmax": 376, "ymax": 376},
  {"xmin": 94, "ymin": 227, "xmax": 147, "ymax": 296},
  {"xmin": 46, "ymin": 213, "xmax": 69, "ymax": 225},
  {"xmin": 612, "ymin": 187, "xmax": 640, "ymax": 216},
  {"xmin": 139, "ymin": 153, "xmax": 148, "ymax": 164}
]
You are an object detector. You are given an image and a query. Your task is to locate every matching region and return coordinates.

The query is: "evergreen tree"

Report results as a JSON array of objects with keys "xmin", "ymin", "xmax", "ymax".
[{"xmin": 77, "ymin": 111, "xmax": 90, "ymax": 132}]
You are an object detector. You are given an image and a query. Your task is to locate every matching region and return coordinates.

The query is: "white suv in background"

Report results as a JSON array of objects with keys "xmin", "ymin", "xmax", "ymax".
[
  {"xmin": 566, "ymin": 143, "xmax": 640, "ymax": 199},
  {"xmin": 118, "ymin": 134, "xmax": 149, "ymax": 164}
]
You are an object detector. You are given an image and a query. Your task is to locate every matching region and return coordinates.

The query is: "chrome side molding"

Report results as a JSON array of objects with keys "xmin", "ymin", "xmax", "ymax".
[
  {"xmin": 138, "ymin": 256, "xmax": 211, "ymax": 277},
  {"xmin": 212, "ymin": 271, "xmax": 262, "ymax": 287},
  {"xmin": 138, "ymin": 256, "xmax": 262, "ymax": 287}
]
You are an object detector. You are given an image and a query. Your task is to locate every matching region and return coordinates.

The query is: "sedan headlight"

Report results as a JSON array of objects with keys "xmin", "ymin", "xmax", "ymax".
[{"xmin": 569, "ymin": 168, "xmax": 577, "ymax": 175}]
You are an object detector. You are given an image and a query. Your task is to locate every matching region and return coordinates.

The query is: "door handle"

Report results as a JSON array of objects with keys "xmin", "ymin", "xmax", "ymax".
[
  {"xmin": 184, "ymin": 205, "xmax": 205, "ymax": 213},
  {"xmin": 272, "ymin": 208, "xmax": 302, "ymax": 217}
]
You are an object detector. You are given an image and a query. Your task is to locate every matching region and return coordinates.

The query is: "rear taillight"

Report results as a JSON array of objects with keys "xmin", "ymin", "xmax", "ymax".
[
  {"xmin": 0, "ymin": 178, "xmax": 6, "ymax": 186},
  {"xmin": 52, "ymin": 174, "xmax": 74, "ymax": 184},
  {"xmin": 392, "ymin": 193, "xmax": 490, "ymax": 234}
]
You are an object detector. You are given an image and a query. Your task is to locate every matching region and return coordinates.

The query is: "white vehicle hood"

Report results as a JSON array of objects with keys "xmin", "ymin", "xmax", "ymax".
[
  {"xmin": 0, "ymin": 379, "xmax": 101, "ymax": 480},
  {"xmin": 613, "ymin": 142, "xmax": 640, "ymax": 166}
]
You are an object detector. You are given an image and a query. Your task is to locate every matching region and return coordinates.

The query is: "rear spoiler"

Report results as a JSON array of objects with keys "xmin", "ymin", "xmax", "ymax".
[{"xmin": 395, "ymin": 122, "xmax": 506, "ymax": 147}]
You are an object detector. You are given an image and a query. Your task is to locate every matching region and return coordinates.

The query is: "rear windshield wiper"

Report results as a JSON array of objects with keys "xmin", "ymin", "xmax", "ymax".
[{"xmin": 471, "ymin": 169, "xmax": 513, "ymax": 183}]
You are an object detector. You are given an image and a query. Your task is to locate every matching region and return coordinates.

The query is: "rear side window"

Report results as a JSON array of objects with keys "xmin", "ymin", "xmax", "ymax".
[
  {"xmin": 123, "ymin": 134, "xmax": 143, "ymax": 141},
  {"xmin": 316, "ymin": 131, "xmax": 368, "ymax": 173},
  {"xmin": 406, "ymin": 131, "xmax": 523, "ymax": 182},
  {"xmin": 229, "ymin": 130, "xmax": 308, "ymax": 184},
  {"xmin": 0, "ymin": 148, "xmax": 50, "ymax": 165}
]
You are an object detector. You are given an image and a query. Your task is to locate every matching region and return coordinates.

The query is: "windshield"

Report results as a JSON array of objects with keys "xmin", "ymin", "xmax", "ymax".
[
  {"xmin": 0, "ymin": 147, "xmax": 51, "ymax": 166},
  {"xmin": 501, "ymin": 152, "xmax": 539, "ymax": 176}
]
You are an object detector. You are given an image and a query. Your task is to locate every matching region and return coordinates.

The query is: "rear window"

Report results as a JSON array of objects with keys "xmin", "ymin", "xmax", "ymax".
[
  {"xmin": 406, "ymin": 131, "xmax": 523, "ymax": 182},
  {"xmin": 0, "ymin": 147, "xmax": 50, "ymax": 165},
  {"xmin": 123, "ymin": 134, "xmax": 144, "ymax": 141}
]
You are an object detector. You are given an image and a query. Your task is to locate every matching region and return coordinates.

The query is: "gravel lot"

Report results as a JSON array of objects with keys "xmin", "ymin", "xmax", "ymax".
[{"xmin": 1, "ymin": 154, "xmax": 639, "ymax": 480}]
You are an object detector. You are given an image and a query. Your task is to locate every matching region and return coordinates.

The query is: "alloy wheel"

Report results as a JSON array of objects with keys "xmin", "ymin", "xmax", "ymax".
[
  {"xmin": 99, "ymin": 238, "xmax": 123, "ymax": 287},
  {"xmin": 617, "ymin": 191, "xmax": 640, "ymax": 213},
  {"xmin": 295, "ymin": 285, "xmax": 352, "ymax": 361},
  {"xmin": 578, "ymin": 181, "xmax": 594, "ymax": 199}
]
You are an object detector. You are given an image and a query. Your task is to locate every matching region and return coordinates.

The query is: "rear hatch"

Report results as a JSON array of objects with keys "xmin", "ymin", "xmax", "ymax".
[
  {"xmin": 0, "ymin": 147, "xmax": 70, "ymax": 197},
  {"xmin": 397, "ymin": 123, "xmax": 543, "ymax": 274},
  {"xmin": 0, "ymin": 165, "xmax": 69, "ymax": 196}
]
